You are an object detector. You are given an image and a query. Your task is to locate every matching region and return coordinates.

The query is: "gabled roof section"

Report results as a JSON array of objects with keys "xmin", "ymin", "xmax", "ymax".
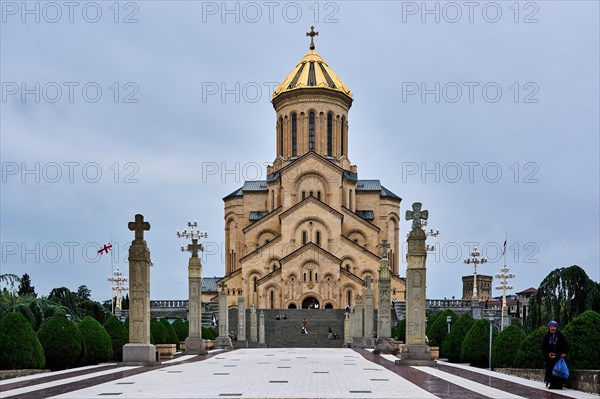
[
  {"xmin": 279, "ymin": 195, "xmax": 343, "ymax": 221},
  {"xmin": 340, "ymin": 206, "xmax": 380, "ymax": 232},
  {"xmin": 279, "ymin": 242, "xmax": 342, "ymax": 266},
  {"xmin": 239, "ymin": 235, "xmax": 282, "ymax": 262},
  {"xmin": 242, "ymin": 207, "xmax": 283, "ymax": 234},
  {"xmin": 223, "ymin": 180, "xmax": 268, "ymax": 201},
  {"xmin": 341, "ymin": 235, "xmax": 381, "ymax": 261},
  {"xmin": 354, "ymin": 179, "xmax": 401, "ymax": 201},
  {"xmin": 201, "ymin": 277, "xmax": 222, "ymax": 292},
  {"xmin": 276, "ymin": 151, "xmax": 345, "ymax": 180},
  {"xmin": 256, "ymin": 267, "xmax": 282, "ymax": 286}
]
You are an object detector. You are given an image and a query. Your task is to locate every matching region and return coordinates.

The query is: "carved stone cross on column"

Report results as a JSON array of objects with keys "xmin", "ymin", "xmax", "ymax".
[
  {"xmin": 406, "ymin": 202, "xmax": 428, "ymax": 230},
  {"xmin": 128, "ymin": 214, "xmax": 150, "ymax": 241},
  {"xmin": 186, "ymin": 238, "xmax": 203, "ymax": 258},
  {"xmin": 379, "ymin": 240, "xmax": 390, "ymax": 259}
]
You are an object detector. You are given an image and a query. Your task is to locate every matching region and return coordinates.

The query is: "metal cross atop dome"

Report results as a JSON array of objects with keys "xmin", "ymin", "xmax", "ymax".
[{"xmin": 306, "ymin": 26, "xmax": 318, "ymax": 50}]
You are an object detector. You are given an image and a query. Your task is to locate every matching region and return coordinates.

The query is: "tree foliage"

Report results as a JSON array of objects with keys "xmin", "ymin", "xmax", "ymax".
[
  {"xmin": 172, "ymin": 318, "xmax": 188, "ymax": 342},
  {"xmin": 38, "ymin": 312, "xmax": 84, "ymax": 370},
  {"xmin": 460, "ymin": 319, "xmax": 498, "ymax": 368},
  {"xmin": 160, "ymin": 319, "xmax": 180, "ymax": 349},
  {"xmin": 525, "ymin": 265, "xmax": 600, "ymax": 332},
  {"xmin": 18, "ymin": 273, "xmax": 37, "ymax": 297},
  {"xmin": 150, "ymin": 318, "xmax": 169, "ymax": 344},
  {"xmin": 0, "ymin": 312, "xmax": 45, "ymax": 369},
  {"xmin": 78, "ymin": 316, "xmax": 113, "ymax": 365},
  {"xmin": 492, "ymin": 325, "xmax": 526, "ymax": 368},
  {"xmin": 428, "ymin": 309, "xmax": 458, "ymax": 348},
  {"xmin": 562, "ymin": 310, "xmax": 600, "ymax": 370},
  {"xmin": 103, "ymin": 316, "xmax": 129, "ymax": 361},
  {"xmin": 513, "ymin": 326, "xmax": 546, "ymax": 369},
  {"xmin": 442, "ymin": 313, "xmax": 475, "ymax": 362},
  {"xmin": 0, "ymin": 273, "xmax": 21, "ymax": 291},
  {"xmin": 392, "ymin": 319, "xmax": 406, "ymax": 342}
]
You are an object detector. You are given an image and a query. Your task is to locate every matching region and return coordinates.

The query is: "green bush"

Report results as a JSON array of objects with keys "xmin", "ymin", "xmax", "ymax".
[
  {"xmin": 392, "ymin": 319, "xmax": 406, "ymax": 342},
  {"xmin": 172, "ymin": 318, "xmax": 188, "ymax": 342},
  {"xmin": 38, "ymin": 313, "xmax": 84, "ymax": 370},
  {"xmin": 160, "ymin": 319, "xmax": 180, "ymax": 349},
  {"xmin": 492, "ymin": 325, "xmax": 526, "ymax": 368},
  {"xmin": 0, "ymin": 312, "xmax": 45, "ymax": 369},
  {"xmin": 460, "ymin": 319, "xmax": 498, "ymax": 368},
  {"xmin": 428, "ymin": 310, "xmax": 458, "ymax": 349},
  {"xmin": 562, "ymin": 310, "xmax": 600, "ymax": 370},
  {"xmin": 442, "ymin": 313, "xmax": 475, "ymax": 362},
  {"xmin": 150, "ymin": 318, "xmax": 169, "ymax": 344},
  {"xmin": 103, "ymin": 316, "xmax": 128, "ymax": 361},
  {"xmin": 202, "ymin": 326, "xmax": 217, "ymax": 340},
  {"xmin": 513, "ymin": 326, "xmax": 546, "ymax": 369},
  {"xmin": 78, "ymin": 316, "xmax": 113, "ymax": 365}
]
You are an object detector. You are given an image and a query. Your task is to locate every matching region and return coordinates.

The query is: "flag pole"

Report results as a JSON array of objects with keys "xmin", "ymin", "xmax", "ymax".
[
  {"xmin": 501, "ymin": 231, "xmax": 508, "ymax": 331},
  {"xmin": 110, "ymin": 234, "xmax": 114, "ymax": 315}
]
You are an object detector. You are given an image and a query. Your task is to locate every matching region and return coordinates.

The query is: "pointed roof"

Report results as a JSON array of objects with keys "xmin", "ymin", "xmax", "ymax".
[{"xmin": 272, "ymin": 49, "xmax": 353, "ymax": 100}]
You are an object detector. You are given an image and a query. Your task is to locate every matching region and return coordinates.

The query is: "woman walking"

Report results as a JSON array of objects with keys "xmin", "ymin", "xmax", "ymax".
[{"xmin": 541, "ymin": 321, "xmax": 569, "ymax": 389}]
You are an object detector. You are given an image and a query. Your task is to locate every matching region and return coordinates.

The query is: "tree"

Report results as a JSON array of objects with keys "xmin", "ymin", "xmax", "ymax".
[
  {"xmin": 77, "ymin": 285, "xmax": 91, "ymax": 299},
  {"xmin": 513, "ymin": 326, "xmax": 546, "ymax": 369},
  {"xmin": 392, "ymin": 319, "xmax": 406, "ymax": 342},
  {"xmin": 38, "ymin": 313, "xmax": 84, "ymax": 370},
  {"xmin": 0, "ymin": 312, "xmax": 45, "ymax": 369},
  {"xmin": 562, "ymin": 310, "xmax": 600, "ymax": 370},
  {"xmin": 78, "ymin": 316, "xmax": 113, "ymax": 365},
  {"xmin": 492, "ymin": 325, "xmax": 526, "ymax": 368},
  {"xmin": 17, "ymin": 273, "xmax": 36, "ymax": 297},
  {"xmin": 160, "ymin": 319, "xmax": 180, "ymax": 349},
  {"xmin": 525, "ymin": 265, "xmax": 600, "ymax": 332},
  {"xmin": 442, "ymin": 313, "xmax": 475, "ymax": 362},
  {"xmin": 0, "ymin": 273, "xmax": 21, "ymax": 291},
  {"xmin": 428, "ymin": 309, "xmax": 458, "ymax": 348},
  {"xmin": 172, "ymin": 318, "xmax": 189, "ymax": 342},
  {"xmin": 150, "ymin": 318, "xmax": 169, "ymax": 344},
  {"xmin": 103, "ymin": 316, "xmax": 129, "ymax": 361},
  {"xmin": 460, "ymin": 319, "xmax": 498, "ymax": 368}
]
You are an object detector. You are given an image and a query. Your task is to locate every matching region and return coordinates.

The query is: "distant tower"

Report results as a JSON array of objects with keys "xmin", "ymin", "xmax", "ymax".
[{"xmin": 462, "ymin": 275, "xmax": 493, "ymax": 301}]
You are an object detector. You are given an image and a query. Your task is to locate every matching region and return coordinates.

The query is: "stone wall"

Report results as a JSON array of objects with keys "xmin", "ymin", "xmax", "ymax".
[{"xmin": 496, "ymin": 368, "xmax": 600, "ymax": 395}]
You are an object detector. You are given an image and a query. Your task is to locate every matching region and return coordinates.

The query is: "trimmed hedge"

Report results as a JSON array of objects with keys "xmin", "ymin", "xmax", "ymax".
[
  {"xmin": 38, "ymin": 313, "xmax": 84, "ymax": 370},
  {"xmin": 428, "ymin": 310, "xmax": 458, "ymax": 348},
  {"xmin": 160, "ymin": 319, "xmax": 180, "ymax": 350},
  {"xmin": 392, "ymin": 319, "xmax": 406, "ymax": 342},
  {"xmin": 492, "ymin": 325, "xmax": 526, "ymax": 368},
  {"xmin": 0, "ymin": 312, "xmax": 45, "ymax": 369},
  {"xmin": 460, "ymin": 319, "xmax": 498, "ymax": 368},
  {"xmin": 202, "ymin": 326, "xmax": 217, "ymax": 340},
  {"xmin": 78, "ymin": 316, "xmax": 113, "ymax": 365},
  {"xmin": 103, "ymin": 316, "xmax": 128, "ymax": 361},
  {"xmin": 513, "ymin": 326, "xmax": 546, "ymax": 369},
  {"xmin": 172, "ymin": 318, "xmax": 188, "ymax": 342},
  {"xmin": 562, "ymin": 310, "xmax": 600, "ymax": 370},
  {"xmin": 150, "ymin": 318, "xmax": 169, "ymax": 344},
  {"xmin": 442, "ymin": 313, "xmax": 475, "ymax": 362}
]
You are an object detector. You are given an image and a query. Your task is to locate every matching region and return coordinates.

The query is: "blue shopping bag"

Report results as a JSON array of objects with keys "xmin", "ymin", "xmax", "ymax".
[{"xmin": 552, "ymin": 358, "xmax": 569, "ymax": 379}]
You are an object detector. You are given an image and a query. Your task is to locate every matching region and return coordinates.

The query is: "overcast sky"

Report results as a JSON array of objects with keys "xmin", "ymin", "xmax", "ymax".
[{"xmin": 1, "ymin": 1, "xmax": 598, "ymax": 303}]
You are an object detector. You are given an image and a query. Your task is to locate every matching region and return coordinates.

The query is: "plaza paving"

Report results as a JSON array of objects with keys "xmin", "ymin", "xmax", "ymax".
[{"xmin": 1, "ymin": 348, "xmax": 597, "ymax": 399}]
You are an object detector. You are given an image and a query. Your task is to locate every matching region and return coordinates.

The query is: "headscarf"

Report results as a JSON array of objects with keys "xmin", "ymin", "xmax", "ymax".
[{"xmin": 548, "ymin": 321, "xmax": 559, "ymax": 346}]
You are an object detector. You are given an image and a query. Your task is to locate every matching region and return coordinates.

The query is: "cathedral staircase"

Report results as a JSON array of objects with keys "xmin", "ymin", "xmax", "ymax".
[{"xmin": 229, "ymin": 309, "xmax": 346, "ymax": 348}]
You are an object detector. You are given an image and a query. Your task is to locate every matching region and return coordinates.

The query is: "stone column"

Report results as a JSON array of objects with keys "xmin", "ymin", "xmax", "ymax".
[
  {"xmin": 258, "ymin": 310, "xmax": 265, "ymax": 345},
  {"xmin": 353, "ymin": 295, "xmax": 363, "ymax": 338},
  {"xmin": 250, "ymin": 303, "xmax": 257, "ymax": 343},
  {"xmin": 364, "ymin": 276, "xmax": 374, "ymax": 338},
  {"xmin": 216, "ymin": 284, "xmax": 232, "ymax": 349},
  {"xmin": 184, "ymin": 250, "xmax": 206, "ymax": 354},
  {"xmin": 122, "ymin": 214, "xmax": 156, "ymax": 365},
  {"xmin": 375, "ymin": 256, "xmax": 395, "ymax": 353},
  {"xmin": 343, "ymin": 312, "xmax": 350, "ymax": 346},
  {"xmin": 237, "ymin": 292, "xmax": 246, "ymax": 342},
  {"xmin": 398, "ymin": 203, "xmax": 435, "ymax": 365}
]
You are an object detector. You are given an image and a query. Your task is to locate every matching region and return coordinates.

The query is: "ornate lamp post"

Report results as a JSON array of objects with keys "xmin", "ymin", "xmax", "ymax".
[
  {"xmin": 495, "ymin": 266, "xmax": 515, "ymax": 331},
  {"xmin": 464, "ymin": 248, "xmax": 487, "ymax": 301},
  {"xmin": 107, "ymin": 268, "xmax": 128, "ymax": 317}
]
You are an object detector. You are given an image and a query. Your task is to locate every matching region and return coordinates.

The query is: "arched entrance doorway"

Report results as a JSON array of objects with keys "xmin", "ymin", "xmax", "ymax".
[
  {"xmin": 324, "ymin": 303, "xmax": 333, "ymax": 309},
  {"xmin": 288, "ymin": 303, "xmax": 297, "ymax": 309},
  {"xmin": 301, "ymin": 297, "xmax": 320, "ymax": 309}
]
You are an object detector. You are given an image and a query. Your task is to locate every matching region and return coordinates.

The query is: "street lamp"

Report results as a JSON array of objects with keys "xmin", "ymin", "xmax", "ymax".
[
  {"xmin": 464, "ymin": 248, "xmax": 487, "ymax": 301},
  {"xmin": 495, "ymin": 264, "xmax": 515, "ymax": 331},
  {"xmin": 446, "ymin": 315, "xmax": 452, "ymax": 334},
  {"xmin": 488, "ymin": 315, "xmax": 495, "ymax": 370},
  {"xmin": 177, "ymin": 221, "xmax": 208, "ymax": 254},
  {"xmin": 107, "ymin": 268, "xmax": 128, "ymax": 316}
]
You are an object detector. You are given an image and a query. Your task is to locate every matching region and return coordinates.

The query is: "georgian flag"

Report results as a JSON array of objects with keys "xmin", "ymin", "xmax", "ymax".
[{"xmin": 98, "ymin": 243, "xmax": 113, "ymax": 255}]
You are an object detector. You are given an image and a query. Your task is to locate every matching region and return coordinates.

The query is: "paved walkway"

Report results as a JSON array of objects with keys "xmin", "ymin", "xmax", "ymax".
[{"xmin": 0, "ymin": 348, "xmax": 597, "ymax": 399}]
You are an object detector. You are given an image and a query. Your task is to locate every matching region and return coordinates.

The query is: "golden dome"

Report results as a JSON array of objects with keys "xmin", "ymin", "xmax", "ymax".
[{"xmin": 272, "ymin": 49, "xmax": 353, "ymax": 100}]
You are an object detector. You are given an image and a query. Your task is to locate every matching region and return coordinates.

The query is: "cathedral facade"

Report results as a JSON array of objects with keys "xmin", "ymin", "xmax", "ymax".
[{"xmin": 220, "ymin": 33, "xmax": 405, "ymax": 309}]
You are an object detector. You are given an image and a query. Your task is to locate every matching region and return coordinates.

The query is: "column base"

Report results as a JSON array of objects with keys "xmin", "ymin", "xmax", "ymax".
[
  {"xmin": 216, "ymin": 336, "xmax": 233, "ymax": 349},
  {"xmin": 373, "ymin": 338, "xmax": 397, "ymax": 354},
  {"xmin": 395, "ymin": 344, "xmax": 436, "ymax": 366},
  {"xmin": 184, "ymin": 337, "xmax": 207, "ymax": 355},
  {"xmin": 122, "ymin": 343, "xmax": 158, "ymax": 366}
]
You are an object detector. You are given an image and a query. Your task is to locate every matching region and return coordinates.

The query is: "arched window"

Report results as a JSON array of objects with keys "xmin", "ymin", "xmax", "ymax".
[
  {"xmin": 309, "ymin": 190, "xmax": 313, "ymax": 197},
  {"xmin": 279, "ymin": 117, "xmax": 283, "ymax": 156},
  {"xmin": 341, "ymin": 116, "xmax": 345, "ymax": 156},
  {"xmin": 316, "ymin": 231, "xmax": 321, "ymax": 246},
  {"xmin": 315, "ymin": 272, "xmax": 318, "ymax": 282},
  {"xmin": 291, "ymin": 113, "xmax": 297, "ymax": 156},
  {"xmin": 272, "ymin": 263, "xmax": 277, "ymax": 271},
  {"xmin": 327, "ymin": 112, "xmax": 333, "ymax": 156},
  {"xmin": 345, "ymin": 264, "xmax": 350, "ymax": 271},
  {"xmin": 302, "ymin": 231, "xmax": 307, "ymax": 245},
  {"xmin": 309, "ymin": 112, "xmax": 315, "ymax": 151},
  {"xmin": 317, "ymin": 191, "xmax": 321, "ymax": 201},
  {"xmin": 270, "ymin": 290, "xmax": 274, "ymax": 309},
  {"xmin": 253, "ymin": 277, "xmax": 257, "ymax": 292},
  {"xmin": 309, "ymin": 270, "xmax": 313, "ymax": 281},
  {"xmin": 347, "ymin": 289, "xmax": 352, "ymax": 306},
  {"xmin": 302, "ymin": 191, "xmax": 306, "ymax": 200},
  {"xmin": 303, "ymin": 272, "xmax": 307, "ymax": 282}
]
